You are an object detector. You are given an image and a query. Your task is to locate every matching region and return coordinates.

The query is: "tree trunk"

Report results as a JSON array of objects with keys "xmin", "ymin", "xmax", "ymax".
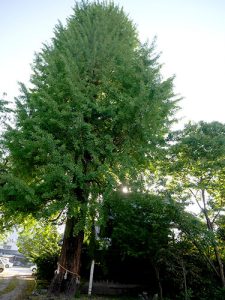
[
  {"xmin": 154, "ymin": 265, "xmax": 163, "ymax": 300},
  {"xmin": 48, "ymin": 216, "xmax": 84, "ymax": 297},
  {"xmin": 214, "ymin": 243, "xmax": 225, "ymax": 287},
  {"xmin": 201, "ymin": 189, "xmax": 225, "ymax": 287},
  {"xmin": 181, "ymin": 259, "xmax": 188, "ymax": 300}
]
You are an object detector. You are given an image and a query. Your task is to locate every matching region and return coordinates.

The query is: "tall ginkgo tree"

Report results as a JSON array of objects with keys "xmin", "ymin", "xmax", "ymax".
[{"xmin": 1, "ymin": 1, "xmax": 177, "ymax": 296}]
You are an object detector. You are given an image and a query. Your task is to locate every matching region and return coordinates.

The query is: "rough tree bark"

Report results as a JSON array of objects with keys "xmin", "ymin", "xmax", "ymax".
[{"xmin": 48, "ymin": 216, "xmax": 84, "ymax": 297}]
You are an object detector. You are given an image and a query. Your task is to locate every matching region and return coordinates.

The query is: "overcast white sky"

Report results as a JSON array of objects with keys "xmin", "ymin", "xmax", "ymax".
[{"xmin": 1, "ymin": 0, "xmax": 225, "ymax": 127}]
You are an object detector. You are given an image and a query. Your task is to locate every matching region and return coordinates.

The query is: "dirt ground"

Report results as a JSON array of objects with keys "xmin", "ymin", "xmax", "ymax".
[
  {"xmin": 0, "ymin": 268, "xmax": 136, "ymax": 299},
  {"xmin": 0, "ymin": 267, "xmax": 35, "ymax": 300}
]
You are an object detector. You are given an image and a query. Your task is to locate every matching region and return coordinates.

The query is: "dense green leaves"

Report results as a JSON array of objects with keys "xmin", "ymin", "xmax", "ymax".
[
  {"xmin": 102, "ymin": 192, "xmax": 173, "ymax": 259},
  {"xmin": 99, "ymin": 190, "xmax": 218, "ymax": 299},
  {"xmin": 168, "ymin": 121, "xmax": 225, "ymax": 220},
  {"xmin": 1, "ymin": 2, "xmax": 224, "ymax": 295},
  {"xmin": 167, "ymin": 121, "xmax": 225, "ymax": 287},
  {"xmin": 17, "ymin": 218, "xmax": 61, "ymax": 260},
  {"xmin": 1, "ymin": 1, "xmax": 177, "ymax": 223}
]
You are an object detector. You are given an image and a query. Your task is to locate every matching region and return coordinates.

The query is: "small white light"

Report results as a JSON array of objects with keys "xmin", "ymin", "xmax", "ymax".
[{"xmin": 122, "ymin": 186, "xmax": 128, "ymax": 193}]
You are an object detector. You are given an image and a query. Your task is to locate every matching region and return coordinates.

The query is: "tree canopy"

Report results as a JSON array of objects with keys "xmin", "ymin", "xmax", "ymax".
[
  {"xmin": 1, "ymin": 1, "xmax": 177, "ymax": 225},
  {"xmin": 168, "ymin": 121, "xmax": 225, "ymax": 287},
  {"xmin": 0, "ymin": 1, "xmax": 178, "ymax": 296}
]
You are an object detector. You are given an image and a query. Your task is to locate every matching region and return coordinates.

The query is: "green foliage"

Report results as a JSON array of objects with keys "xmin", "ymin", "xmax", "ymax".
[
  {"xmin": 0, "ymin": 98, "xmax": 14, "ymax": 231},
  {"xmin": 0, "ymin": 97, "xmax": 11, "ymax": 129},
  {"xmin": 176, "ymin": 288, "xmax": 193, "ymax": 300},
  {"xmin": 17, "ymin": 217, "xmax": 60, "ymax": 280},
  {"xmin": 168, "ymin": 121, "xmax": 225, "ymax": 234},
  {"xmin": 99, "ymin": 191, "xmax": 218, "ymax": 299},
  {"xmin": 102, "ymin": 191, "xmax": 175, "ymax": 260},
  {"xmin": 214, "ymin": 287, "xmax": 225, "ymax": 300},
  {"xmin": 17, "ymin": 217, "xmax": 61, "ymax": 260},
  {"xmin": 1, "ymin": 1, "xmax": 177, "ymax": 225},
  {"xmin": 35, "ymin": 254, "xmax": 59, "ymax": 281},
  {"xmin": 0, "ymin": 230, "xmax": 11, "ymax": 244},
  {"xmin": 168, "ymin": 121, "xmax": 225, "ymax": 192},
  {"xmin": 166, "ymin": 121, "xmax": 225, "ymax": 287}
]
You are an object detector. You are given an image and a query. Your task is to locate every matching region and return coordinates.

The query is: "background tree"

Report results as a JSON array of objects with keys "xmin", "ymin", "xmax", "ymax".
[
  {"xmin": 1, "ymin": 1, "xmax": 177, "ymax": 296},
  {"xmin": 17, "ymin": 218, "xmax": 61, "ymax": 261},
  {"xmin": 17, "ymin": 218, "xmax": 61, "ymax": 281},
  {"xmin": 101, "ymin": 191, "xmax": 176, "ymax": 299},
  {"xmin": 0, "ymin": 97, "xmax": 14, "ymax": 230},
  {"xmin": 168, "ymin": 121, "xmax": 225, "ymax": 287},
  {"xmin": 100, "ymin": 190, "xmax": 217, "ymax": 299}
]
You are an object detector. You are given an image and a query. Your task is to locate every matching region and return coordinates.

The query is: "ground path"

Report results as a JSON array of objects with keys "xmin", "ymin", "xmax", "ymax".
[{"xmin": 0, "ymin": 267, "xmax": 34, "ymax": 299}]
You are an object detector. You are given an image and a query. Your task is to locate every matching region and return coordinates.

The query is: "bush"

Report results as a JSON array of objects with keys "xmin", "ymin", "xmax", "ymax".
[{"xmin": 34, "ymin": 254, "xmax": 58, "ymax": 281}]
